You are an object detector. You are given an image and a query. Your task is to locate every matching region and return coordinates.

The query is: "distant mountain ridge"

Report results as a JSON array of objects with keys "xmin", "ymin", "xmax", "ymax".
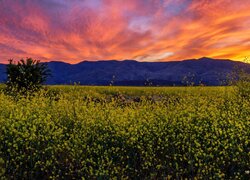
[{"xmin": 0, "ymin": 57, "xmax": 249, "ymax": 86}]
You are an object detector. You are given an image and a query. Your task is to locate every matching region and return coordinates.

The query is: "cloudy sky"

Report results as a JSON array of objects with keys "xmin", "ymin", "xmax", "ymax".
[{"xmin": 0, "ymin": 0, "xmax": 250, "ymax": 63}]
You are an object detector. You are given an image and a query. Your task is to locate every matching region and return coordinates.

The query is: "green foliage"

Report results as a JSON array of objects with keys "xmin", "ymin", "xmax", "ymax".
[
  {"xmin": 0, "ymin": 86, "xmax": 250, "ymax": 179},
  {"xmin": 228, "ymin": 58, "xmax": 250, "ymax": 101},
  {"xmin": 5, "ymin": 58, "xmax": 50, "ymax": 94},
  {"xmin": 234, "ymin": 69, "xmax": 250, "ymax": 100},
  {"xmin": 0, "ymin": 158, "xmax": 5, "ymax": 179}
]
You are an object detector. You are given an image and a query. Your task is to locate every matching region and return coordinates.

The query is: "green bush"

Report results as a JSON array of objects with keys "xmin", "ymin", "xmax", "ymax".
[{"xmin": 5, "ymin": 58, "xmax": 50, "ymax": 94}]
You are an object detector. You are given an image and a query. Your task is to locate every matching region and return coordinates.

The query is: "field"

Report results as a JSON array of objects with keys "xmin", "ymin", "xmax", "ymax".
[{"xmin": 0, "ymin": 85, "xmax": 250, "ymax": 179}]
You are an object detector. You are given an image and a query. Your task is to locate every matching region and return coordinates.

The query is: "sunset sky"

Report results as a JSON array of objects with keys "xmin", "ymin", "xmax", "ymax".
[{"xmin": 0, "ymin": 0, "xmax": 250, "ymax": 63}]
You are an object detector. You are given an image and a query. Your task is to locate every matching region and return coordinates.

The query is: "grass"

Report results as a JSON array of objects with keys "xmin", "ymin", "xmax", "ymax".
[{"xmin": 0, "ymin": 85, "xmax": 249, "ymax": 179}]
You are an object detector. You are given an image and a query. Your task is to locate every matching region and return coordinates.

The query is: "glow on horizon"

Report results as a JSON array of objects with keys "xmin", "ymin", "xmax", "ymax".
[{"xmin": 0, "ymin": 0, "xmax": 250, "ymax": 63}]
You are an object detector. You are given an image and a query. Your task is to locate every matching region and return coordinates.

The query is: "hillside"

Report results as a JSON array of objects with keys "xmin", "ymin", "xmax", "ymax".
[{"xmin": 0, "ymin": 57, "xmax": 249, "ymax": 86}]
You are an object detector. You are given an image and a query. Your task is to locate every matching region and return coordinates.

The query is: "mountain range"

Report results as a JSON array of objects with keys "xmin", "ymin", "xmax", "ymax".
[{"xmin": 0, "ymin": 57, "xmax": 249, "ymax": 86}]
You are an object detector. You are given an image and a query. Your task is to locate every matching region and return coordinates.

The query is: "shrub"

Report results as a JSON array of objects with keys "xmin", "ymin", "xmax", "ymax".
[{"xmin": 5, "ymin": 58, "xmax": 50, "ymax": 94}]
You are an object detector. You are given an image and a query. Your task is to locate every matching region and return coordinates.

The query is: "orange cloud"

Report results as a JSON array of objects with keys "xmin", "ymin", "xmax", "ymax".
[{"xmin": 0, "ymin": 0, "xmax": 249, "ymax": 63}]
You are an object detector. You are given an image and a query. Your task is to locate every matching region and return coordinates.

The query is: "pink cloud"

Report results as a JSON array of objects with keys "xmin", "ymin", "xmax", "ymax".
[{"xmin": 0, "ymin": 0, "xmax": 249, "ymax": 63}]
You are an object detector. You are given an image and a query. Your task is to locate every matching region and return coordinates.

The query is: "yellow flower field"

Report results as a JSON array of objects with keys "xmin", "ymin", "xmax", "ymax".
[{"xmin": 0, "ymin": 85, "xmax": 249, "ymax": 179}]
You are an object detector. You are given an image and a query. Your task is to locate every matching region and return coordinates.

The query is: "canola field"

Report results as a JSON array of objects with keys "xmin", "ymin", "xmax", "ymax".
[{"xmin": 0, "ymin": 85, "xmax": 250, "ymax": 179}]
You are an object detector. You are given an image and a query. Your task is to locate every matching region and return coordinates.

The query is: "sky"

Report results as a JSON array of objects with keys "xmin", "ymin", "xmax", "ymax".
[{"xmin": 0, "ymin": 0, "xmax": 250, "ymax": 64}]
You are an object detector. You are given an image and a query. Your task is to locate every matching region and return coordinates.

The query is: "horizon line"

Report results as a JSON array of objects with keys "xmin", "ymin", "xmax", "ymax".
[{"xmin": 0, "ymin": 57, "xmax": 243, "ymax": 65}]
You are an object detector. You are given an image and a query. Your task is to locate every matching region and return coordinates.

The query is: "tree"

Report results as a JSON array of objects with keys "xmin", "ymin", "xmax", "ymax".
[{"xmin": 6, "ymin": 58, "xmax": 50, "ymax": 93}]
